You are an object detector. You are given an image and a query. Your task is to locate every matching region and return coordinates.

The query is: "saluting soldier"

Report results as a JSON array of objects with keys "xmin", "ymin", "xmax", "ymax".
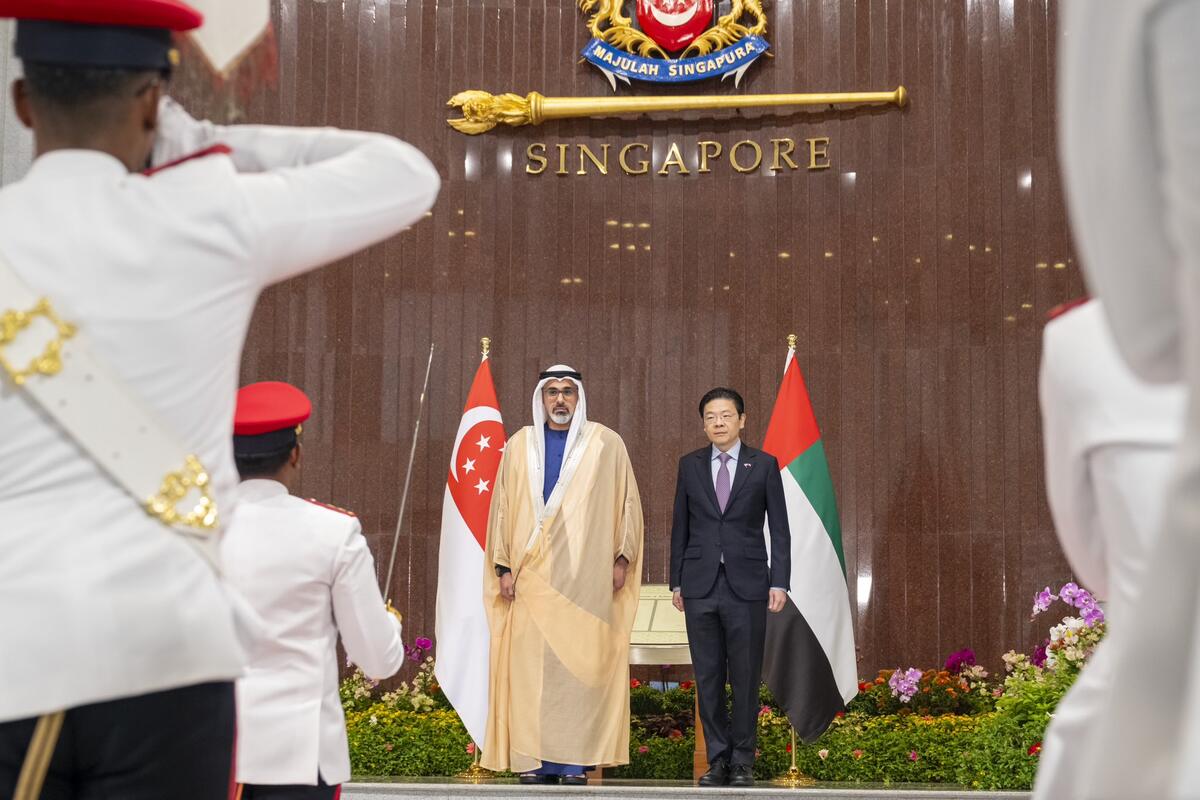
[
  {"xmin": 0, "ymin": 1, "xmax": 440, "ymax": 796},
  {"xmin": 223, "ymin": 381, "xmax": 406, "ymax": 800}
]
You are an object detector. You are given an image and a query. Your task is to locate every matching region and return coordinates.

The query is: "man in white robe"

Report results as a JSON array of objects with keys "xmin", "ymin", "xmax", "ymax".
[{"xmin": 481, "ymin": 365, "xmax": 643, "ymax": 785}]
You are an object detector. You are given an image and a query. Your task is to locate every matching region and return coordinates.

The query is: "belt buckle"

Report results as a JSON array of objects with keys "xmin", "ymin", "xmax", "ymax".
[
  {"xmin": 0, "ymin": 298, "xmax": 77, "ymax": 386},
  {"xmin": 145, "ymin": 455, "xmax": 220, "ymax": 532}
]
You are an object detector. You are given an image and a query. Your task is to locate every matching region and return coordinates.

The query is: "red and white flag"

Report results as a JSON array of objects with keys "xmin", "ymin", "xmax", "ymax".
[{"xmin": 434, "ymin": 356, "xmax": 505, "ymax": 747}]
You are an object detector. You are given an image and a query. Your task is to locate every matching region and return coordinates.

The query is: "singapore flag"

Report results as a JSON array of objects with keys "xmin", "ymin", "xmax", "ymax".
[{"xmin": 434, "ymin": 355, "xmax": 506, "ymax": 748}]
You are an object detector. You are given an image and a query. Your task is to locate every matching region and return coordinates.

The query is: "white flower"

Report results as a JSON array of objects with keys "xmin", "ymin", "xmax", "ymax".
[{"xmin": 369, "ymin": 715, "xmax": 378, "ymax": 726}]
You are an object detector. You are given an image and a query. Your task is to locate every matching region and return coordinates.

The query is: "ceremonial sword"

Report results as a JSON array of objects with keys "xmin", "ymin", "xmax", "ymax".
[{"xmin": 383, "ymin": 342, "xmax": 436, "ymax": 604}]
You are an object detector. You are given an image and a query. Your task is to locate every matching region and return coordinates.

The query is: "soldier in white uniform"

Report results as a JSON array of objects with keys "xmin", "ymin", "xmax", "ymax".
[
  {"xmin": 1059, "ymin": 2, "xmax": 1200, "ymax": 796},
  {"xmin": 0, "ymin": 1, "xmax": 440, "ymax": 797},
  {"xmin": 1034, "ymin": 297, "xmax": 1185, "ymax": 800},
  {"xmin": 223, "ymin": 381, "xmax": 406, "ymax": 800}
]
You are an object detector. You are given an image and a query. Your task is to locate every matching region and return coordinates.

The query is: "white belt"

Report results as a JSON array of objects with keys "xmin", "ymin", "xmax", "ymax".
[{"xmin": 0, "ymin": 251, "xmax": 220, "ymax": 568}]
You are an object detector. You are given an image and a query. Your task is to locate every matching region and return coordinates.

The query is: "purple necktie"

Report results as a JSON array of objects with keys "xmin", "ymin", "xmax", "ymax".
[{"xmin": 716, "ymin": 452, "xmax": 732, "ymax": 513}]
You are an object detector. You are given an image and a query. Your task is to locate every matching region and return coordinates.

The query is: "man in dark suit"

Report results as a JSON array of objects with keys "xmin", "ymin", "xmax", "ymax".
[{"xmin": 670, "ymin": 387, "xmax": 791, "ymax": 787}]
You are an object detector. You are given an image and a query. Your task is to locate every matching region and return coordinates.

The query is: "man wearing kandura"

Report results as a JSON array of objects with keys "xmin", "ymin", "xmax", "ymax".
[{"xmin": 481, "ymin": 365, "xmax": 644, "ymax": 786}]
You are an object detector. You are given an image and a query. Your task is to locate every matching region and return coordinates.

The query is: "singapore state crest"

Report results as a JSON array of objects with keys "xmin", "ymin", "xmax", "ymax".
[{"xmin": 578, "ymin": 0, "xmax": 769, "ymax": 90}]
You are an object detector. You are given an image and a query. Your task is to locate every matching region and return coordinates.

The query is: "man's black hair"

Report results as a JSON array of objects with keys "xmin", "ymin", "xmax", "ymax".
[
  {"xmin": 22, "ymin": 62, "xmax": 162, "ymax": 109},
  {"xmin": 698, "ymin": 387, "xmax": 745, "ymax": 418},
  {"xmin": 235, "ymin": 447, "xmax": 296, "ymax": 481}
]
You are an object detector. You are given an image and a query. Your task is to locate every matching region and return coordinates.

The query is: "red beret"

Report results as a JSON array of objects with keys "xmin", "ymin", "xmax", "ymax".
[
  {"xmin": 234, "ymin": 382, "xmax": 312, "ymax": 436},
  {"xmin": 0, "ymin": 0, "xmax": 203, "ymax": 30}
]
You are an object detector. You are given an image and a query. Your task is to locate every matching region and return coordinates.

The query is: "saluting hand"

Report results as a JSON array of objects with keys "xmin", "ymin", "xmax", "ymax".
[{"xmin": 499, "ymin": 572, "xmax": 516, "ymax": 601}]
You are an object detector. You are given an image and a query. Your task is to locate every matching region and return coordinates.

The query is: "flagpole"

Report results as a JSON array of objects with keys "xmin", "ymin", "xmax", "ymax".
[
  {"xmin": 383, "ymin": 342, "xmax": 436, "ymax": 603},
  {"xmin": 772, "ymin": 726, "xmax": 816, "ymax": 787},
  {"xmin": 450, "ymin": 336, "xmax": 497, "ymax": 784},
  {"xmin": 770, "ymin": 333, "xmax": 818, "ymax": 789},
  {"xmin": 454, "ymin": 741, "xmax": 493, "ymax": 782}
]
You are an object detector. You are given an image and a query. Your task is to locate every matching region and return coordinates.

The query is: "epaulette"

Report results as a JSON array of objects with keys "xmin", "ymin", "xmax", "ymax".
[
  {"xmin": 1046, "ymin": 295, "xmax": 1092, "ymax": 322},
  {"xmin": 303, "ymin": 497, "xmax": 357, "ymax": 517},
  {"xmin": 143, "ymin": 144, "xmax": 233, "ymax": 177}
]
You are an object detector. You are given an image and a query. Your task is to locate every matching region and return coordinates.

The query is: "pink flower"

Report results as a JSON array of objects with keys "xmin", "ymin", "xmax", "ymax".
[
  {"xmin": 909, "ymin": 751, "xmax": 920, "ymax": 762},
  {"xmin": 637, "ymin": 745, "xmax": 649, "ymax": 754},
  {"xmin": 758, "ymin": 705, "xmax": 771, "ymax": 717},
  {"xmin": 466, "ymin": 742, "xmax": 476, "ymax": 755},
  {"xmin": 852, "ymin": 749, "xmax": 864, "ymax": 759},
  {"xmin": 415, "ymin": 637, "xmax": 433, "ymax": 651},
  {"xmin": 668, "ymin": 729, "xmax": 683, "ymax": 740},
  {"xmin": 384, "ymin": 743, "xmax": 394, "ymax": 752},
  {"xmin": 818, "ymin": 748, "xmax": 829, "ymax": 760}
]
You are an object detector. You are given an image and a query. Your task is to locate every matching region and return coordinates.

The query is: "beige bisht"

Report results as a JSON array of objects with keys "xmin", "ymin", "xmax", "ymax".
[{"xmin": 481, "ymin": 368, "xmax": 643, "ymax": 773}]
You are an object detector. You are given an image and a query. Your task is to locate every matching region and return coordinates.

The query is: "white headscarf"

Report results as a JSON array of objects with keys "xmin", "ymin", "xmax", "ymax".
[{"xmin": 526, "ymin": 364, "xmax": 591, "ymax": 522}]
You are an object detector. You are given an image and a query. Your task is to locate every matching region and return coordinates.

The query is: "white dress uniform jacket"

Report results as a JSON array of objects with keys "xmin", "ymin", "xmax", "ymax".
[
  {"xmin": 0, "ymin": 99, "xmax": 438, "ymax": 723},
  {"xmin": 1059, "ymin": 2, "xmax": 1200, "ymax": 797},
  {"xmin": 1034, "ymin": 299, "xmax": 1184, "ymax": 800},
  {"xmin": 221, "ymin": 480, "xmax": 404, "ymax": 786}
]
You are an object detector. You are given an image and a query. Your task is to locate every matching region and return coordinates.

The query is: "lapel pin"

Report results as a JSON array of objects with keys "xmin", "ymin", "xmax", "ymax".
[{"xmin": 744, "ymin": 463, "xmax": 752, "ymax": 469}]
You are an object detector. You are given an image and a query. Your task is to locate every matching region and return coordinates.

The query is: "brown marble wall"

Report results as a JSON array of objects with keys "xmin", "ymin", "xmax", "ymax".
[{"xmin": 175, "ymin": 0, "xmax": 1083, "ymax": 678}]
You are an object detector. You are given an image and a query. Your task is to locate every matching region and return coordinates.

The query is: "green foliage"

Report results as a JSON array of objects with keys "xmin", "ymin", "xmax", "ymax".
[
  {"xmin": 954, "ymin": 712, "xmax": 1042, "ymax": 790},
  {"xmin": 606, "ymin": 729, "xmax": 694, "ymax": 780},
  {"xmin": 794, "ymin": 712, "xmax": 983, "ymax": 784},
  {"xmin": 347, "ymin": 707, "xmax": 473, "ymax": 777},
  {"xmin": 629, "ymin": 683, "xmax": 665, "ymax": 716}
]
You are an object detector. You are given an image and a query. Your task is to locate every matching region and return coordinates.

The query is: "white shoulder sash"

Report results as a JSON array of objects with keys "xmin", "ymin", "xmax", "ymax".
[{"xmin": 0, "ymin": 250, "xmax": 220, "ymax": 569}]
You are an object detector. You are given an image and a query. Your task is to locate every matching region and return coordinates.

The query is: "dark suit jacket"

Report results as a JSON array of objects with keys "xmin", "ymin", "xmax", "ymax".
[{"xmin": 669, "ymin": 443, "xmax": 791, "ymax": 602}]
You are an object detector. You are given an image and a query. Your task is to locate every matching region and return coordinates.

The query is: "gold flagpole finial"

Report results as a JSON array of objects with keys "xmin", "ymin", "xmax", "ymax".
[
  {"xmin": 480, "ymin": 337, "xmax": 491, "ymax": 358},
  {"xmin": 786, "ymin": 333, "xmax": 798, "ymax": 350}
]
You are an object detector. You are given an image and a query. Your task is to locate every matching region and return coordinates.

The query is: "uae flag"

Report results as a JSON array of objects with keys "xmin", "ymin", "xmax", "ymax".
[
  {"xmin": 434, "ymin": 355, "xmax": 506, "ymax": 748},
  {"xmin": 760, "ymin": 346, "xmax": 858, "ymax": 742}
]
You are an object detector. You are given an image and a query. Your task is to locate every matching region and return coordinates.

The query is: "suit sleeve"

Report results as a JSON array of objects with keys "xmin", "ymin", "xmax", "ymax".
[
  {"xmin": 765, "ymin": 456, "xmax": 792, "ymax": 592},
  {"xmin": 668, "ymin": 457, "xmax": 689, "ymax": 590},
  {"xmin": 330, "ymin": 518, "xmax": 405, "ymax": 680},
  {"xmin": 153, "ymin": 97, "xmax": 440, "ymax": 289}
]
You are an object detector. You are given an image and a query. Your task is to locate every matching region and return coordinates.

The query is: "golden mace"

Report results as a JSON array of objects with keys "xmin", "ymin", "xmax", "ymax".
[{"xmin": 447, "ymin": 87, "xmax": 908, "ymax": 135}]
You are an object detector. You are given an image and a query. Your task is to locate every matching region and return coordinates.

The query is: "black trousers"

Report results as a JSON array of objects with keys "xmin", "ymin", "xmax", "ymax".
[
  {"xmin": 683, "ymin": 566, "xmax": 767, "ymax": 767},
  {"xmin": 0, "ymin": 681, "xmax": 235, "ymax": 800},
  {"xmin": 238, "ymin": 776, "xmax": 339, "ymax": 800}
]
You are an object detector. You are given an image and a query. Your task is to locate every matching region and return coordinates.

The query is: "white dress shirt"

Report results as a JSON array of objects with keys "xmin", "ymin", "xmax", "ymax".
[
  {"xmin": 710, "ymin": 439, "xmax": 742, "ymax": 487},
  {"xmin": 221, "ymin": 480, "xmax": 404, "ymax": 786},
  {"xmin": 0, "ymin": 100, "xmax": 438, "ymax": 722}
]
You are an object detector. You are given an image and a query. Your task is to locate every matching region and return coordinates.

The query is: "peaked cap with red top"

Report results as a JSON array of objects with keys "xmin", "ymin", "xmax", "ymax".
[
  {"xmin": 233, "ymin": 381, "xmax": 312, "ymax": 458},
  {"xmin": 1, "ymin": 0, "xmax": 203, "ymax": 71}
]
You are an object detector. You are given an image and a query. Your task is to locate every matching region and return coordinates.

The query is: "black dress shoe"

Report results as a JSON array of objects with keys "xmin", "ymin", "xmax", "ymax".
[
  {"xmin": 728, "ymin": 763, "xmax": 754, "ymax": 787},
  {"xmin": 518, "ymin": 773, "xmax": 559, "ymax": 784},
  {"xmin": 561, "ymin": 774, "xmax": 588, "ymax": 786},
  {"xmin": 698, "ymin": 761, "xmax": 730, "ymax": 786}
]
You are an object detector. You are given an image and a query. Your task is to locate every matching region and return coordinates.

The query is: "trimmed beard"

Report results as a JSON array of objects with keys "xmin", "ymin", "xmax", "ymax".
[{"xmin": 550, "ymin": 409, "xmax": 572, "ymax": 425}]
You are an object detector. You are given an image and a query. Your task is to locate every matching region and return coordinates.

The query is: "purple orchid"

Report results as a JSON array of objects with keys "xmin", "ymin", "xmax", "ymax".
[
  {"xmin": 1032, "ymin": 586, "xmax": 1057, "ymax": 616},
  {"xmin": 1031, "ymin": 639, "xmax": 1049, "ymax": 668},
  {"xmin": 888, "ymin": 667, "xmax": 923, "ymax": 703},
  {"xmin": 944, "ymin": 648, "xmax": 976, "ymax": 674},
  {"xmin": 415, "ymin": 637, "xmax": 433, "ymax": 651}
]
